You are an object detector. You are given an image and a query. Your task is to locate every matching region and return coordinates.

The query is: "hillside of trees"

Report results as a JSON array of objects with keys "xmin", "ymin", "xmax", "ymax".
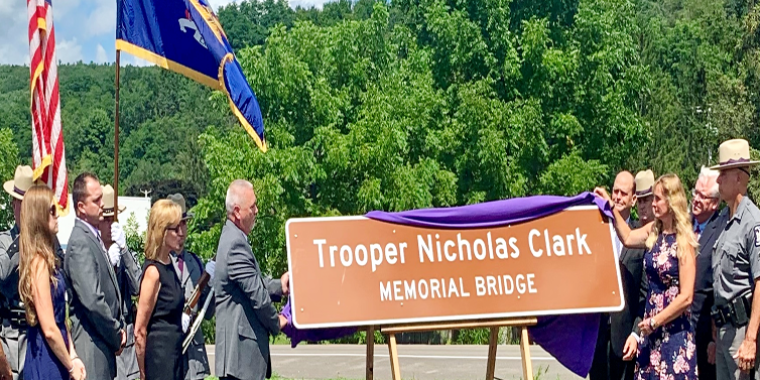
[{"xmin": 2, "ymin": 0, "xmax": 760, "ymax": 344}]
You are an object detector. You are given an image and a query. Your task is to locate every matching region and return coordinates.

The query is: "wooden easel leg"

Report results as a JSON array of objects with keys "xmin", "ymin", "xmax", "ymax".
[
  {"xmin": 366, "ymin": 326, "xmax": 375, "ymax": 380},
  {"xmin": 520, "ymin": 326, "xmax": 533, "ymax": 380},
  {"xmin": 388, "ymin": 333, "xmax": 402, "ymax": 380},
  {"xmin": 485, "ymin": 327, "xmax": 499, "ymax": 380}
]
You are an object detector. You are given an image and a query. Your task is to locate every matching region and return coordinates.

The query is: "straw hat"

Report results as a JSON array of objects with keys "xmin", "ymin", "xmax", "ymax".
[
  {"xmin": 3, "ymin": 166, "xmax": 34, "ymax": 201},
  {"xmin": 710, "ymin": 139, "xmax": 760, "ymax": 171},
  {"xmin": 635, "ymin": 169, "xmax": 655, "ymax": 198},
  {"xmin": 167, "ymin": 193, "xmax": 193, "ymax": 220},
  {"xmin": 102, "ymin": 185, "xmax": 126, "ymax": 217}
]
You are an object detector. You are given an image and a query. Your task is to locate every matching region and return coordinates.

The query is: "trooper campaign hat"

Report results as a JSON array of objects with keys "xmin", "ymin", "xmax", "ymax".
[
  {"xmin": 167, "ymin": 193, "xmax": 193, "ymax": 220},
  {"xmin": 3, "ymin": 166, "xmax": 34, "ymax": 201},
  {"xmin": 102, "ymin": 184, "xmax": 126, "ymax": 217},
  {"xmin": 635, "ymin": 169, "xmax": 655, "ymax": 198},
  {"xmin": 710, "ymin": 139, "xmax": 760, "ymax": 171}
]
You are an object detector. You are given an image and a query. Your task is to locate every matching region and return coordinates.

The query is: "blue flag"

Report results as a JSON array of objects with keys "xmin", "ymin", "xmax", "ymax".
[{"xmin": 117, "ymin": 0, "xmax": 267, "ymax": 151}]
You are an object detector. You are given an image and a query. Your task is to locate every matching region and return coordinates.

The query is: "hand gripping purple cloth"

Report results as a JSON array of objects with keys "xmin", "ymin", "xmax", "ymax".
[
  {"xmin": 281, "ymin": 298, "xmax": 359, "ymax": 348},
  {"xmin": 364, "ymin": 191, "xmax": 612, "ymax": 377}
]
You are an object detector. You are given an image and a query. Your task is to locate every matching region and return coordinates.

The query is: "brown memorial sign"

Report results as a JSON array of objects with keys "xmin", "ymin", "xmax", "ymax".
[{"xmin": 286, "ymin": 205, "xmax": 623, "ymax": 328}]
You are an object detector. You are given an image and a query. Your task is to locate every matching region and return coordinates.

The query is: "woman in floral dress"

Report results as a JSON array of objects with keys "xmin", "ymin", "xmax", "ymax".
[{"xmin": 596, "ymin": 173, "xmax": 698, "ymax": 379}]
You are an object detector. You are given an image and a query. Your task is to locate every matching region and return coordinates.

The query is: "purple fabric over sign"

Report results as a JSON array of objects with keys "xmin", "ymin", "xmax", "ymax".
[
  {"xmin": 281, "ymin": 298, "xmax": 358, "ymax": 348},
  {"xmin": 363, "ymin": 191, "xmax": 612, "ymax": 377},
  {"xmin": 365, "ymin": 191, "xmax": 613, "ymax": 228}
]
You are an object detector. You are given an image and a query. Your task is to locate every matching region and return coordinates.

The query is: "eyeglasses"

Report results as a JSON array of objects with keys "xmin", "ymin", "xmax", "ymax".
[
  {"xmin": 166, "ymin": 220, "xmax": 187, "ymax": 233},
  {"xmin": 692, "ymin": 189, "xmax": 719, "ymax": 201}
]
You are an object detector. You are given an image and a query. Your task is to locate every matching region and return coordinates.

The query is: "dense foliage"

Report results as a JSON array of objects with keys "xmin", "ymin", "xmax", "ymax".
[{"xmin": 2, "ymin": 0, "xmax": 760, "ymax": 344}]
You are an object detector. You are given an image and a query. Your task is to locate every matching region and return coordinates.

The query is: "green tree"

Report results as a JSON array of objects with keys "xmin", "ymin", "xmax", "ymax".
[{"xmin": 0, "ymin": 129, "xmax": 20, "ymax": 230}]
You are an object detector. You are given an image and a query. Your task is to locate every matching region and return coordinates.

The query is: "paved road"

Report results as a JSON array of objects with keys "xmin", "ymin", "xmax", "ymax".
[{"xmin": 206, "ymin": 344, "xmax": 586, "ymax": 380}]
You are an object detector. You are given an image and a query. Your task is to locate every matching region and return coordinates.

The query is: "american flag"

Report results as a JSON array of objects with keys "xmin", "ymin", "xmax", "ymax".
[{"xmin": 28, "ymin": 0, "xmax": 68, "ymax": 214}]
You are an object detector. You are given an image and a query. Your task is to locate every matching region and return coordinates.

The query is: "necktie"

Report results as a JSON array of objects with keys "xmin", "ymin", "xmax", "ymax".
[
  {"xmin": 96, "ymin": 232, "xmax": 106, "ymax": 252},
  {"xmin": 178, "ymin": 255, "xmax": 184, "ymax": 275},
  {"xmin": 695, "ymin": 224, "xmax": 702, "ymax": 240}
]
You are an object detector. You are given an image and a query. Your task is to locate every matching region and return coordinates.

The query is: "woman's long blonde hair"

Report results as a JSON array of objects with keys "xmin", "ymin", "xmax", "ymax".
[
  {"xmin": 645, "ymin": 174, "xmax": 698, "ymax": 258},
  {"xmin": 144, "ymin": 200, "xmax": 182, "ymax": 261},
  {"xmin": 18, "ymin": 185, "xmax": 58, "ymax": 326}
]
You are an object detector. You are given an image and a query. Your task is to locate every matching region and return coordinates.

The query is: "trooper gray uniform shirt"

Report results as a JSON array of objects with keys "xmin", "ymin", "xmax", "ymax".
[
  {"xmin": 713, "ymin": 196, "xmax": 760, "ymax": 307},
  {"xmin": 171, "ymin": 250, "xmax": 214, "ymax": 380},
  {"xmin": 115, "ymin": 246, "xmax": 142, "ymax": 380},
  {"xmin": 0, "ymin": 225, "xmax": 24, "ymax": 380},
  {"xmin": 712, "ymin": 196, "xmax": 760, "ymax": 380}
]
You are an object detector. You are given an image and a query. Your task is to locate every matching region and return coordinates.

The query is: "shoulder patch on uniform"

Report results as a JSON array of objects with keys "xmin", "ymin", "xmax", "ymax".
[{"xmin": 755, "ymin": 226, "xmax": 760, "ymax": 247}]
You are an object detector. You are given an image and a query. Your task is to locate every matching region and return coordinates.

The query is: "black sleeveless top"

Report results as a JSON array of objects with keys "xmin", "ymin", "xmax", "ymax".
[{"xmin": 142, "ymin": 259, "xmax": 185, "ymax": 380}]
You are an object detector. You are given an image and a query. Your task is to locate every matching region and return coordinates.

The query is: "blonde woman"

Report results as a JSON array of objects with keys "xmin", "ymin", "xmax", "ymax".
[
  {"xmin": 596, "ymin": 174, "xmax": 697, "ymax": 379},
  {"xmin": 135, "ymin": 200, "xmax": 185, "ymax": 380},
  {"xmin": 18, "ymin": 185, "xmax": 85, "ymax": 380}
]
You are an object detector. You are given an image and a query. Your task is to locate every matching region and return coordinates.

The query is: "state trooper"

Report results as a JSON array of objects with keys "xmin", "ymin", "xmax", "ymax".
[
  {"xmin": 99, "ymin": 185, "xmax": 142, "ymax": 380},
  {"xmin": 711, "ymin": 139, "xmax": 760, "ymax": 380},
  {"xmin": 167, "ymin": 194, "xmax": 215, "ymax": 380},
  {"xmin": 0, "ymin": 166, "xmax": 61, "ymax": 380}
]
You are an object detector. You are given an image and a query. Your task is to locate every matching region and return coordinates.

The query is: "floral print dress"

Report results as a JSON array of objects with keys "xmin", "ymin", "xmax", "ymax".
[{"xmin": 636, "ymin": 233, "xmax": 697, "ymax": 380}]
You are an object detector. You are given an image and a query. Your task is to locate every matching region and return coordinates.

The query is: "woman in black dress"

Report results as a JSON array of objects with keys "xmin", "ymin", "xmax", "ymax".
[{"xmin": 135, "ymin": 199, "xmax": 186, "ymax": 380}]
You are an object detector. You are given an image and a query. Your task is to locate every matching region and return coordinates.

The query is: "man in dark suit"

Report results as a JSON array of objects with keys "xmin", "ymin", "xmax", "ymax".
[
  {"xmin": 590, "ymin": 170, "xmax": 647, "ymax": 380},
  {"xmin": 214, "ymin": 180, "xmax": 289, "ymax": 380},
  {"xmin": 64, "ymin": 173, "xmax": 126, "ymax": 380},
  {"xmin": 691, "ymin": 166, "xmax": 728, "ymax": 380}
]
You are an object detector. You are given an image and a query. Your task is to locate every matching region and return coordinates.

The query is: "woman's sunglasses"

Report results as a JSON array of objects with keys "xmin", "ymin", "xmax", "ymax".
[{"xmin": 166, "ymin": 220, "xmax": 186, "ymax": 233}]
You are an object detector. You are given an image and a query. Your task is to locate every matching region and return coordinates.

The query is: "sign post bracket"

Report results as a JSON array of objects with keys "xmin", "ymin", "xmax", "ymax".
[{"xmin": 372, "ymin": 317, "xmax": 537, "ymax": 380}]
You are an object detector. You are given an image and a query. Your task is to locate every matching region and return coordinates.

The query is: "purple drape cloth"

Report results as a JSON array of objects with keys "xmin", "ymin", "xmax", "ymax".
[
  {"xmin": 365, "ymin": 191, "xmax": 613, "ymax": 228},
  {"xmin": 364, "ymin": 191, "xmax": 611, "ymax": 377},
  {"xmin": 281, "ymin": 298, "xmax": 359, "ymax": 348}
]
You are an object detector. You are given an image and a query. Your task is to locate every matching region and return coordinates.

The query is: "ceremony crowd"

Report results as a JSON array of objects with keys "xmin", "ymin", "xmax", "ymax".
[
  {"xmin": 0, "ymin": 137, "xmax": 758, "ymax": 380},
  {"xmin": 591, "ymin": 138, "xmax": 760, "ymax": 380},
  {"xmin": 0, "ymin": 168, "xmax": 289, "ymax": 380}
]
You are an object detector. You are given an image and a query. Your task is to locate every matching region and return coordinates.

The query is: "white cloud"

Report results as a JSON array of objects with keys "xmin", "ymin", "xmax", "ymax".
[
  {"xmin": 0, "ymin": 0, "xmax": 29, "ymax": 64},
  {"xmin": 55, "ymin": 0, "xmax": 82, "ymax": 19},
  {"xmin": 124, "ymin": 53, "xmax": 154, "ymax": 67},
  {"xmin": 0, "ymin": 0, "xmax": 92, "ymax": 65},
  {"xmin": 57, "ymin": 38, "xmax": 84, "ymax": 63},
  {"xmin": 85, "ymin": 0, "xmax": 116, "ymax": 36},
  {"xmin": 95, "ymin": 44, "xmax": 109, "ymax": 63},
  {"xmin": 206, "ymin": 0, "xmax": 238, "ymax": 11}
]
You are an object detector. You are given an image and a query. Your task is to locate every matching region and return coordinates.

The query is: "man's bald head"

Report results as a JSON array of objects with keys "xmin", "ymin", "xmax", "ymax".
[{"xmin": 612, "ymin": 171, "xmax": 636, "ymax": 220}]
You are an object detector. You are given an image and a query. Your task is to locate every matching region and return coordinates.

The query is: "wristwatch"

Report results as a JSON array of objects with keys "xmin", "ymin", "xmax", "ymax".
[{"xmin": 649, "ymin": 318, "xmax": 657, "ymax": 329}]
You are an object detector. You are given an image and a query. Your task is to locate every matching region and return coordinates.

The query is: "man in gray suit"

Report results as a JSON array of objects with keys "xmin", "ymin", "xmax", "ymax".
[
  {"xmin": 215, "ymin": 180, "xmax": 289, "ymax": 380},
  {"xmin": 691, "ymin": 166, "xmax": 729, "ymax": 380},
  {"xmin": 64, "ymin": 173, "xmax": 127, "ymax": 380}
]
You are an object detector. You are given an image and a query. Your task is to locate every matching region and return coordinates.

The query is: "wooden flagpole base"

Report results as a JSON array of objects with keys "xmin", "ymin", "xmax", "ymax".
[{"xmin": 364, "ymin": 317, "xmax": 537, "ymax": 380}]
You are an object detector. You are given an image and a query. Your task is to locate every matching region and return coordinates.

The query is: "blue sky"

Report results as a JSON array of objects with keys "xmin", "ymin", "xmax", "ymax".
[{"xmin": 0, "ymin": 0, "xmax": 329, "ymax": 66}]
